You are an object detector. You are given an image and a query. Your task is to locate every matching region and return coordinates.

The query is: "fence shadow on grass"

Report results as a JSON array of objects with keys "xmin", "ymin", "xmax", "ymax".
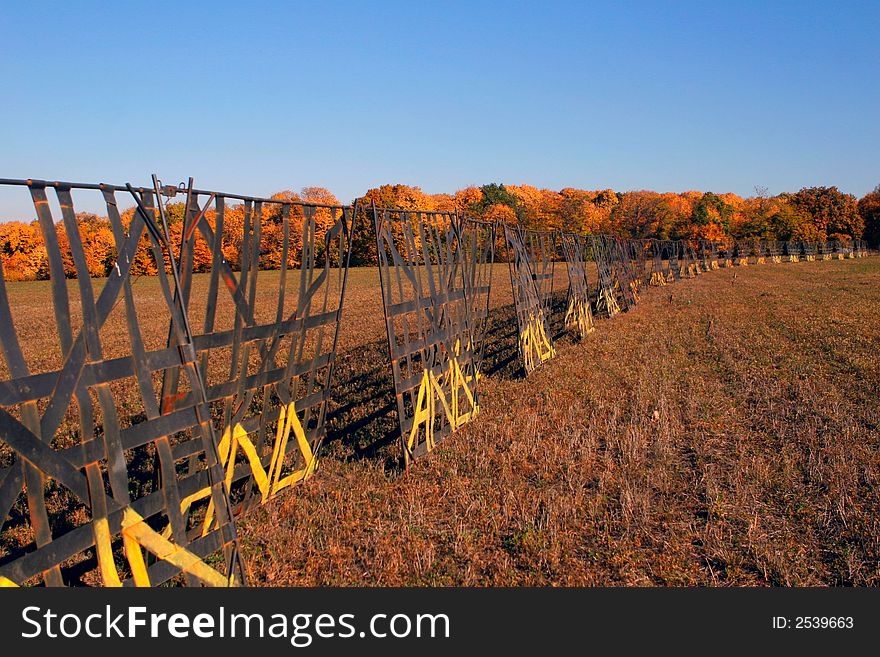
[
  {"xmin": 322, "ymin": 291, "xmax": 581, "ymax": 470},
  {"xmin": 322, "ymin": 336, "xmax": 401, "ymax": 470}
]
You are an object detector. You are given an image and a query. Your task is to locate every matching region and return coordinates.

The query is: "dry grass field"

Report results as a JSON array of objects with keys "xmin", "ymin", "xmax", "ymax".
[
  {"xmin": 2, "ymin": 258, "xmax": 878, "ymax": 585},
  {"xmin": 239, "ymin": 259, "xmax": 880, "ymax": 586}
]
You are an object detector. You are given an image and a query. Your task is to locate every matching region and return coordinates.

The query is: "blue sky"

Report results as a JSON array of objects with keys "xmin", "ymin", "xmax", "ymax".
[{"xmin": 1, "ymin": 0, "xmax": 878, "ymax": 218}]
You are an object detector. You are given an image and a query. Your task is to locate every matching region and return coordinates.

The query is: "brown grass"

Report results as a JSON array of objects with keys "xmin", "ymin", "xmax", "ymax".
[{"xmin": 238, "ymin": 259, "xmax": 880, "ymax": 586}]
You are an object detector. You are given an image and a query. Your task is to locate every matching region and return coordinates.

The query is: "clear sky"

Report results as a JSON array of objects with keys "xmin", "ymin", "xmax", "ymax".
[{"xmin": 1, "ymin": 0, "xmax": 878, "ymax": 218}]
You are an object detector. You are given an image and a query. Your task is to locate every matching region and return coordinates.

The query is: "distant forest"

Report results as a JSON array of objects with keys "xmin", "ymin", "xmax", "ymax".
[{"xmin": 1, "ymin": 182, "xmax": 878, "ymax": 280}]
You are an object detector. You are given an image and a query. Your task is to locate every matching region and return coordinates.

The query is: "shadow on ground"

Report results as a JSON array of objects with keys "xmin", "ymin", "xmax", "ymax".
[{"xmin": 322, "ymin": 288, "xmax": 584, "ymax": 469}]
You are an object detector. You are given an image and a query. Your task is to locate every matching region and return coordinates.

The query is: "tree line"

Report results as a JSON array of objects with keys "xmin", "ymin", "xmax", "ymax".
[{"xmin": 1, "ymin": 182, "xmax": 878, "ymax": 280}]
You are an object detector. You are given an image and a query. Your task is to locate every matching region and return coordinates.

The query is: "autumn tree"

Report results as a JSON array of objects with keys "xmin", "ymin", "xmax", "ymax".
[
  {"xmin": 0, "ymin": 221, "xmax": 48, "ymax": 281},
  {"xmin": 557, "ymin": 188, "xmax": 609, "ymax": 234},
  {"xmin": 857, "ymin": 184, "xmax": 880, "ymax": 247},
  {"xmin": 347, "ymin": 184, "xmax": 436, "ymax": 266},
  {"xmin": 453, "ymin": 186, "xmax": 482, "ymax": 214},
  {"xmin": 429, "ymin": 193, "xmax": 456, "ymax": 213},
  {"xmin": 648, "ymin": 193, "xmax": 689, "ymax": 239},
  {"xmin": 74, "ymin": 213, "xmax": 115, "ymax": 277},
  {"xmin": 508, "ymin": 185, "xmax": 563, "ymax": 230},
  {"xmin": 1, "ymin": 179, "xmax": 869, "ymax": 279},
  {"xmin": 689, "ymin": 192, "xmax": 734, "ymax": 239},
  {"xmin": 789, "ymin": 186, "xmax": 862, "ymax": 240},
  {"xmin": 763, "ymin": 200, "xmax": 809, "ymax": 241},
  {"xmin": 299, "ymin": 187, "xmax": 343, "ymax": 265},
  {"xmin": 611, "ymin": 191, "xmax": 662, "ymax": 237},
  {"xmin": 471, "ymin": 183, "xmax": 524, "ymax": 225},
  {"xmin": 357, "ymin": 184, "xmax": 434, "ymax": 211},
  {"xmin": 592, "ymin": 189, "xmax": 620, "ymax": 209},
  {"xmin": 731, "ymin": 187, "xmax": 772, "ymax": 238}
]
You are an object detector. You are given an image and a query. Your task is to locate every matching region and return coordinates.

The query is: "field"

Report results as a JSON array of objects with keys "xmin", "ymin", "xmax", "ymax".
[
  {"xmin": 2, "ymin": 258, "xmax": 879, "ymax": 585},
  {"xmin": 236, "ymin": 258, "xmax": 880, "ymax": 586}
]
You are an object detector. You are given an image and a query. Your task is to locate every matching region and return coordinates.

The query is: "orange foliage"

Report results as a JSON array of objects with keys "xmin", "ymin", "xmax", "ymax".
[
  {"xmin": 0, "ymin": 180, "xmax": 869, "ymax": 281},
  {"xmin": 508, "ymin": 185, "xmax": 563, "ymax": 230},
  {"xmin": 429, "ymin": 193, "xmax": 456, "ymax": 213},
  {"xmin": 359, "ymin": 184, "xmax": 434, "ymax": 212},
  {"xmin": 695, "ymin": 223, "xmax": 728, "ymax": 242},
  {"xmin": 0, "ymin": 221, "xmax": 48, "ymax": 281},
  {"xmin": 558, "ymin": 189, "xmax": 614, "ymax": 234},
  {"xmin": 481, "ymin": 203, "xmax": 518, "ymax": 224},
  {"xmin": 453, "ymin": 186, "xmax": 482, "ymax": 213},
  {"xmin": 718, "ymin": 192, "xmax": 745, "ymax": 209}
]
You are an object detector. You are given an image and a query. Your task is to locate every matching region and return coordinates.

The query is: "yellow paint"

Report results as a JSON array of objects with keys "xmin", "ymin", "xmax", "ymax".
[
  {"xmin": 93, "ymin": 516, "xmax": 123, "ymax": 587},
  {"xmin": 520, "ymin": 312, "xmax": 556, "ymax": 372},
  {"xmin": 123, "ymin": 530, "xmax": 151, "ymax": 587},
  {"xmin": 408, "ymin": 369, "xmax": 436, "ymax": 454},
  {"xmin": 91, "ymin": 507, "xmax": 236, "ymax": 587},
  {"xmin": 629, "ymin": 279, "xmax": 641, "ymax": 302},
  {"xmin": 598, "ymin": 287, "xmax": 620, "ymax": 317},
  {"xmin": 199, "ymin": 403, "xmax": 316, "ymax": 534},
  {"xmin": 406, "ymin": 354, "xmax": 480, "ymax": 458},
  {"xmin": 565, "ymin": 297, "xmax": 594, "ymax": 337},
  {"xmin": 0, "ymin": 576, "xmax": 18, "ymax": 587},
  {"xmin": 649, "ymin": 271, "xmax": 667, "ymax": 286},
  {"xmin": 120, "ymin": 508, "xmax": 235, "ymax": 587}
]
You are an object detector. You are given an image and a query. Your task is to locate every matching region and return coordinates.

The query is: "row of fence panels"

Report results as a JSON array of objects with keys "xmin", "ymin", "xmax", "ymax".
[{"xmin": 0, "ymin": 176, "xmax": 870, "ymax": 586}]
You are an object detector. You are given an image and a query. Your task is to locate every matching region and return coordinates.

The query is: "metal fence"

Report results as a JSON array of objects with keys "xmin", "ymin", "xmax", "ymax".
[
  {"xmin": 374, "ymin": 208, "xmax": 494, "ymax": 465},
  {"xmin": 0, "ymin": 174, "xmax": 870, "ymax": 586}
]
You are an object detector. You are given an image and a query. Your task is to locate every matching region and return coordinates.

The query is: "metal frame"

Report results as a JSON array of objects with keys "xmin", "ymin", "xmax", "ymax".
[
  {"xmin": 734, "ymin": 240, "xmax": 751, "ymax": 266},
  {"xmin": 650, "ymin": 240, "xmax": 670, "ymax": 285},
  {"xmin": 613, "ymin": 237, "xmax": 639, "ymax": 305},
  {"xmin": 717, "ymin": 239, "xmax": 734, "ymax": 268},
  {"xmin": 648, "ymin": 239, "xmax": 662, "ymax": 285},
  {"xmin": 753, "ymin": 240, "xmax": 766, "ymax": 265},
  {"xmin": 681, "ymin": 240, "xmax": 701, "ymax": 277},
  {"xmin": 504, "ymin": 224, "xmax": 556, "ymax": 374},
  {"xmin": 666, "ymin": 240, "xmax": 682, "ymax": 280},
  {"xmin": 519, "ymin": 229, "xmax": 557, "ymax": 317},
  {"xmin": 374, "ymin": 208, "xmax": 494, "ymax": 465},
  {"xmin": 0, "ymin": 178, "xmax": 241, "ymax": 586},
  {"xmin": 1, "ymin": 174, "xmax": 871, "ymax": 584},
  {"xmin": 590, "ymin": 235, "xmax": 622, "ymax": 316},
  {"xmin": 560, "ymin": 232, "xmax": 595, "ymax": 339},
  {"xmin": 0, "ymin": 176, "xmax": 355, "ymax": 587},
  {"xmin": 707, "ymin": 240, "xmax": 721, "ymax": 270},
  {"xmin": 167, "ymin": 182, "xmax": 356, "ymax": 519},
  {"xmin": 629, "ymin": 239, "xmax": 650, "ymax": 285}
]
